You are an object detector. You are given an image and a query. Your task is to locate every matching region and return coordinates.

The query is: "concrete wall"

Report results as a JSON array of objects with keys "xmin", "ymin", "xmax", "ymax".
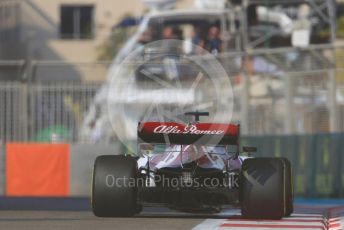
[{"xmin": 70, "ymin": 143, "xmax": 122, "ymax": 196}]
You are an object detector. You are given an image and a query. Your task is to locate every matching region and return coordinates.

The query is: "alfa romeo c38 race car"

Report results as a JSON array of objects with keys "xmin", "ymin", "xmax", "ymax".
[{"xmin": 91, "ymin": 112, "xmax": 293, "ymax": 219}]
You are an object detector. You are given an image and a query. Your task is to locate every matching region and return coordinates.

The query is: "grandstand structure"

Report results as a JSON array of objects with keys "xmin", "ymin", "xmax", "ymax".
[{"xmin": 227, "ymin": 0, "xmax": 339, "ymax": 134}]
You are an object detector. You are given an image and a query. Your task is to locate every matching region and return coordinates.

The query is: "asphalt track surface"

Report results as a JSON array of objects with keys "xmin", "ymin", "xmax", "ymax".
[{"xmin": 0, "ymin": 197, "xmax": 343, "ymax": 230}]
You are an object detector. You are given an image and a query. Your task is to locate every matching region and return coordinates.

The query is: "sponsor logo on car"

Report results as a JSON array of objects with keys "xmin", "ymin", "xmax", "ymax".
[{"xmin": 153, "ymin": 125, "xmax": 225, "ymax": 135}]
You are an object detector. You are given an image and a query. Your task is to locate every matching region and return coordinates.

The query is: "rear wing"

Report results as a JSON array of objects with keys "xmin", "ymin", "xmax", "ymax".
[{"xmin": 138, "ymin": 122, "xmax": 239, "ymax": 145}]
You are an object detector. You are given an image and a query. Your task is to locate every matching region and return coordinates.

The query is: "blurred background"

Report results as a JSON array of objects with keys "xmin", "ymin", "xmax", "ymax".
[{"xmin": 0, "ymin": 0, "xmax": 344, "ymax": 200}]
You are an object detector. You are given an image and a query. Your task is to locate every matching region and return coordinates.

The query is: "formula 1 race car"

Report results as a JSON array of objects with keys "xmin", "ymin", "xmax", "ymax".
[{"xmin": 91, "ymin": 112, "xmax": 293, "ymax": 219}]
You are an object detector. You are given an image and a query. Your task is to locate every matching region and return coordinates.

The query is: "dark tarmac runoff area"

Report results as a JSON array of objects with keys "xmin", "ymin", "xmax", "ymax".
[
  {"xmin": 0, "ymin": 197, "xmax": 343, "ymax": 230},
  {"xmin": 0, "ymin": 211, "xmax": 202, "ymax": 230}
]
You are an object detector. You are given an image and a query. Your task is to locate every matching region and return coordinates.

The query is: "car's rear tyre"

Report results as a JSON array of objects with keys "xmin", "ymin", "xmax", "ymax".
[
  {"xmin": 240, "ymin": 158, "xmax": 290, "ymax": 219},
  {"xmin": 92, "ymin": 155, "xmax": 138, "ymax": 217}
]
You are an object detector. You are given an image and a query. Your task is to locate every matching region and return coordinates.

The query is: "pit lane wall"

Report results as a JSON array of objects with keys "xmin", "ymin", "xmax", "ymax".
[{"xmin": 1, "ymin": 133, "xmax": 344, "ymax": 197}]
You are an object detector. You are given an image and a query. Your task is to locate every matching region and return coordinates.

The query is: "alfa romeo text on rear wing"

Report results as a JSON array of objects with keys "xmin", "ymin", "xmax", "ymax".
[{"xmin": 138, "ymin": 122, "xmax": 239, "ymax": 146}]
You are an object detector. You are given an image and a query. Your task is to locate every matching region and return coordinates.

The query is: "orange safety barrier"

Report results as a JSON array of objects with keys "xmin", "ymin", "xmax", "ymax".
[{"xmin": 6, "ymin": 143, "xmax": 69, "ymax": 196}]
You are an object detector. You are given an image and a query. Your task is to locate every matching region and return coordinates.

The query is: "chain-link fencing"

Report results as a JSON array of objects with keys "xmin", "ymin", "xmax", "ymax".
[{"xmin": 0, "ymin": 45, "xmax": 343, "ymax": 143}]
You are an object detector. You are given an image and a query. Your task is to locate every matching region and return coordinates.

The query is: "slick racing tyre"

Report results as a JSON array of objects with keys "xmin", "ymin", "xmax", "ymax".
[
  {"xmin": 92, "ymin": 155, "xmax": 138, "ymax": 217},
  {"xmin": 240, "ymin": 158, "xmax": 292, "ymax": 219}
]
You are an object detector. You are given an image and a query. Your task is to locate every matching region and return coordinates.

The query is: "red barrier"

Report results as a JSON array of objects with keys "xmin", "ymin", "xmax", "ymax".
[{"xmin": 6, "ymin": 143, "xmax": 69, "ymax": 196}]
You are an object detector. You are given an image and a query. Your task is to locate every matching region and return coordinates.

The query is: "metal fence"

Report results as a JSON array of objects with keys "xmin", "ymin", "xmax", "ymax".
[
  {"xmin": 0, "ymin": 45, "xmax": 343, "ymax": 142},
  {"xmin": 0, "ymin": 83, "xmax": 101, "ymax": 143},
  {"xmin": 223, "ymin": 45, "xmax": 344, "ymax": 136},
  {"xmin": 0, "ymin": 83, "xmax": 26, "ymax": 142}
]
